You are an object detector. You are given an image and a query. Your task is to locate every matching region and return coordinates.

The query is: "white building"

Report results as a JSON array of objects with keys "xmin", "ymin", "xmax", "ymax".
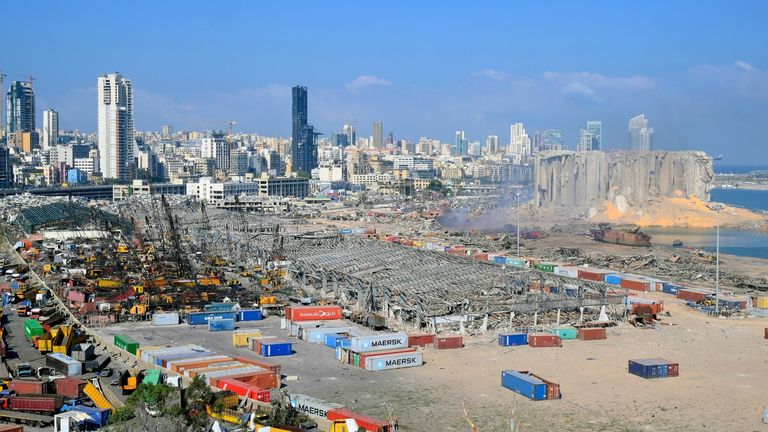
[
  {"xmin": 201, "ymin": 132, "xmax": 230, "ymax": 172},
  {"xmin": 629, "ymin": 114, "xmax": 653, "ymax": 152},
  {"xmin": 508, "ymin": 123, "xmax": 531, "ymax": 163},
  {"xmin": 318, "ymin": 165, "xmax": 344, "ymax": 182},
  {"xmin": 97, "ymin": 73, "xmax": 134, "ymax": 180},
  {"xmin": 349, "ymin": 173, "xmax": 395, "ymax": 187},
  {"xmin": 187, "ymin": 176, "xmax": 309, "ymax": 203},
  {"xmin": 73, "ymin": 157, "xmax": 96, "ymax": 174},
  {"xmin": 485, "ymin": 135, "xmax": 500, "ymax": 155},
  {"xmin": 42, "ymin": 109, "xmax": 58, "ymax": 152}
]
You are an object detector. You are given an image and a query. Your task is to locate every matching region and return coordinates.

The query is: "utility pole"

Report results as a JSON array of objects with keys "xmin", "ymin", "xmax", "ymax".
[
  {"xmin": 715, "ymin": 205, "xmax": 721, "ymax": 314},
  {"xmin": 516, "ymin": 191, "xmax": 521, "ymax": 257},
  {"xmin": 0, "ymin": 71, "xmax": 5, "ymax": 138}
]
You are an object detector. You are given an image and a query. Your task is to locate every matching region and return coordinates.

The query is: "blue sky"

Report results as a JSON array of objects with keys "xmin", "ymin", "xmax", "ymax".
[{"xmin": 3, "ymin": 1, "xmax": 767, "ymax": 163}]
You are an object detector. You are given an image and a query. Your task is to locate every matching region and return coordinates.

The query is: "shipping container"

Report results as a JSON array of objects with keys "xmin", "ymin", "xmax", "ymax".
[
  {"xmin": 349, "ymin": 333, "xmax": 408, "ymax": 353},
  {"xmin": 661, "ymin": 282, "xmax": 681, "ymax": 295},
  {"xmin": 498, "ymin": 333, "xmax": 528, "ymax": 346},
  {"xmin": 577, "ymin": 327, "xmax": 606, "ymax": 340},
  {"xmin": 288, "ymin": 394, "xmax": 344, "ymax": 419},
  {"xmin": 152, "ymin": 312, "xmax": 180, "ymax": 326},
  {"xmin": 54, "ymin": 377, "xmax": 87, "ymax": 398},
  {"xmin": 70, "ymin": 405, "xmax": 111, "ymax": 428},
  {"xmin": 528, "ymin": 334, "xmax": 562, "ymax": 347},
  {"xmin": 186, "ymin": 311, "xmax": 238, "ymax": 326},
  {"xmin": 209, "ymin": 319, "xmax": 236, "ymax": 332},
  {"xmin": 170, "ymin": 356, "xmax": 232, "ymax": 373},
  {"xmin": 0, "ymin": 425, "xmax": 24, "ymax": 432},
  {"xmin": 326, "ymin": 409, "xmax": 395, "ymax": 432},
  {"xmin": 628, "ymin": 358, "xmax": 678, "ymax": 379},
  {"xmin": 232, "ymin": 330, "xmax": 263, "ymax": 347},
  {"xmin": 284, "ymin": 305, "xmax": 343, "ymax": 321},
  {"xmin": 211, "ymin": 368, "xmax": 278, "ymax": 389},
  {"xmin": 577, "ymin": 268, "xmax": 614, "ymax": 282},
  {"xmin": 325, "ymin": 333, "xmax": 352, "ymax": 349},
  {"xmin": 604, "ymin": 274, "xmax": 623, "ymax": 285},
  {"xmin": 677, "ymin": 288, "xmax": 712, "ymax": 302},
  {"xmin": 554, "ymin": 266, "xmax": 579, "ymax": 278},
  {"xmin": 365, "ymin": 351, "xmax": 422, "ymax": 372},
  {"xmin": 501, "ymin": 370, "xmax": 547, "ymax": 401},
  {"xmin": 261, "ymin": 341, "xmax": 292, "ymax": 357},
  {"xmin": 237, "ymin": 309, "xmax": 263, "ymax": 321},
  {"xmin": 549, "ymin": 328, "xmax": 577, "ymax": 340},
  {"xmin": 24, "ymin": 319, "xmax": 44, "ymax": 341},
  {"xmin": 46, "ymin": 353, "xmax": 82, "ymax": 376},
  {"xmin": 216, "ymin": 378, "xmax": 271, "ymax": 402},
  {"xmin": 436, "ymin": 336, "xmax": 463, "ymax": 349},
  {"xmin": 359, "ymin": 348, "xmax": 417, "ymax": 369},
  {"xmin": 620, "ymin": 277, "xmax": 652, "ymax": 292},
  {"xmin": 756, "ymin": 297, "xmax": 768, "ymax": 309},
  {"xmin": 304, "ymin": 327, "xmax": 354, "ymax": 344},
  {"xmin": 535, "ymin": 263, "xmax": 556, "ymax": 273},
  {"xmin": 10, "ymin": 379, "xmax": 50, "ymax": 395},
  {"xmin": 114, "ymin": 334, "xmax": 139, "ymax": 355},
  {"xmin": 205, "ymin": 302, "xmax": 240, "ymax": 312},
  {"xmin": 407, "ymin": 334, "xmax": 435, "ymax": 347}
]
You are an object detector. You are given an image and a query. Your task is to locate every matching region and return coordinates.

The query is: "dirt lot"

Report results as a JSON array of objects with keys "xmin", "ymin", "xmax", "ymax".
[{"xmin": 100, "ymin": 293, "xmax": 768, "ymax": 432}]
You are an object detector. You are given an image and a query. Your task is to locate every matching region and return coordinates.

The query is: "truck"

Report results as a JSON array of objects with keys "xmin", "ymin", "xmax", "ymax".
[
  {"xmin": 0, "ymin": 409, "xmax": 54, "ymax": 427},
  {"xmin": 2, "ymin": 393, "xmax": 65, "ymax": 414},
  {"xmin": 14, "ymin": 363, "xmax": 33, "ymax": 378}
]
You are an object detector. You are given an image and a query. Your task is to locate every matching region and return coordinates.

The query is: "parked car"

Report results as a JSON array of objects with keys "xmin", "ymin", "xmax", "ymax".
[{"xmin": 99, "ymin": 368, "xmax": 113, "ymax": 378}]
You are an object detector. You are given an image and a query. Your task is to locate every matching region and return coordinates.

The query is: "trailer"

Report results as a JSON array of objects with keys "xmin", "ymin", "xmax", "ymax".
[{"xmin": 0, "ymin": 408, "xmax": 55, "ymax": 427}]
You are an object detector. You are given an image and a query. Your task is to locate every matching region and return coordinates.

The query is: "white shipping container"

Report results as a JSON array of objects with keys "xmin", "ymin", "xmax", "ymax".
[
  {"xmin": 288, "ymin": 394, "xmax": 344, "ymax": 419},
  {"xmin": 304, "ymin": 327, "xmax": 355, "ymax": 344},
  {"xmin": 46, "ymin": 353, "xmax": 83, "ymax": 376},
  {"xmin": 153, "ymin": 312, "xmax": 180, "ymax": 326},
  {"xmin": 365, "ymin": 351, "xmax": 423, "ymax": 371},
  {"xmin": 554, "ymin": 266, "xmax": 579, "ymax": 278},
  {"xmin": 349, "ymin": 333, "xmax": 408, "ymax": 353}
]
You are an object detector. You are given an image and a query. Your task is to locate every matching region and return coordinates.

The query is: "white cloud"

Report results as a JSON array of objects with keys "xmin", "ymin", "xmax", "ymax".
[
  {"xmin": 562, "ymin": 81, "xmax": 598, "ymax": 101},
  {"xmin": 692, "ymin": 61, "xmax": 768, "ymax": 101},
  {"xmin": 474, "ymin": 69, "xmax": 512, "ymax": 82},
  {"xmin": 345, "ymin": 75, "xmax": 392, "ymax": 91}
]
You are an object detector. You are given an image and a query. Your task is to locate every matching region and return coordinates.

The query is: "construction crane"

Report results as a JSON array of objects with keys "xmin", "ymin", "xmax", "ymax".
[
  {"xmin": 0, "ymin": 71, "xmax": 5, "ymax": 137},
  {"xmin": 161, "ymin": 194, "xmax": 192, "ymax": 277},
  {"xmin": 226, "ymin": 120, "xmax": 238, "ymax": 137}
]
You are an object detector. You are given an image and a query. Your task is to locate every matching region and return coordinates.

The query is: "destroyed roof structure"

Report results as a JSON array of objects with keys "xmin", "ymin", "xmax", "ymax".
[{"xmin": 12, "ymin": 202, "xmax": 133, "ymax": 235}]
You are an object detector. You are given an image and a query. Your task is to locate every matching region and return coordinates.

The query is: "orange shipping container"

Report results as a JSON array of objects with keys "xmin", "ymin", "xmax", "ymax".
[
  {"xmin": 171, "ymin": 357, "xmax": 234, "ymax": 373},
  {"xmin": 210, "ymin": 369, "xmax": 278, "ymax": 389},
  {"xmin": 284, "ymin": 305, "xmax": 342, "ymax": 321}
]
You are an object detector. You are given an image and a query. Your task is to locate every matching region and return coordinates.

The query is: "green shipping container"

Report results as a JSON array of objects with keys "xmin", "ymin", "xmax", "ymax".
[
  {"xmin": 535, "ymin": 263, "xmax": 556, "ymax": 273},
  {"xmin": 549, "ymin": 327, "xmax": 578, "ymax": 340},
  {"xmin": 143, "ymin": 369, "xmax": 162, "ymax": 385},
  {"xmin": 353, "ymin": 353, "xmax": 360, "ymax": 367},
  {"xmin": 24, "ymin": 319, "xmax": 45, "ymax": 341},
  {"xmin": 114, "ymin": 334, "xmax": 139, "ymax": 355}
]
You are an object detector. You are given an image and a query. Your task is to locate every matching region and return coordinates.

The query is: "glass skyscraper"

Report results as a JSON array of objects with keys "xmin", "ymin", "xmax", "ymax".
[
  {"xmin": 291, "ymin": 86, "xmax": 317, "ymax": 174},
  {"xmin": 6, "ymin": 81, "xmax": 35, "ymax": 134},
  {"xmin": 586, "ymin": 120, "xmax": 602, "ymax": 151}
]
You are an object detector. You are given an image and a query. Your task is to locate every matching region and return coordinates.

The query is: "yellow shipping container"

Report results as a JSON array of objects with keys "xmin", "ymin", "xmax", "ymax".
[
  {"xmin": 232, "ymin": 330, "xmax": 263, "ymax": 347},
  {"xmin": 97, "ymin": 279, "xmax": 122, "ymax": 289},
  {"xmin": 259, "ymin": 296, "xmax": 277, "ymax": 305},
  {"xmin": 756, "ymin": 297, "xmax": 768, "ymax": 309}
]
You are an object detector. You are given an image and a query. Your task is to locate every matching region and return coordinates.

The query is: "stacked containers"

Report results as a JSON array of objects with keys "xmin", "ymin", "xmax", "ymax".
[
  {"xmin": 501, "ymin": 370, "xmax": 561, "ymax": 401},
  {"xmin": 186, "ymin": 311, "xmax": 238, "ymax": 326},
  {"xmin": 498, "ymin": 333, "xmax": 528, "ymax": 346},
  {"xmin": 325, "ymin": 333, "xmax": 352, "ymax": 349}
]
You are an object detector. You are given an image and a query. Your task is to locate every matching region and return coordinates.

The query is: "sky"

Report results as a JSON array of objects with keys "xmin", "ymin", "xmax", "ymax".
[{"xmin": 3, "ymin": 1, "xmax": 768, "ymax": 164}]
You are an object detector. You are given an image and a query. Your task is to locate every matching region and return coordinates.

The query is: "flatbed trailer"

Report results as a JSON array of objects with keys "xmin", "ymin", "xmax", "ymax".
[{"xmin": 0, "ymin": 408, "xmax": 55, "ymax": 427}]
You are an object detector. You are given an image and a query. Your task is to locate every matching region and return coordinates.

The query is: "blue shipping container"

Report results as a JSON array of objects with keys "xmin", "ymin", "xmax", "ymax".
[
  {"xmin": 237, "ymin": 309, "xmax": 263, "ymax": 321},
  {"xmin": 498, "ymin": 333, "xmax": 528, "ymax": 346},
  {"xmin": 494, "ymin": 256, "xmax": 508, "ymax": 265},
  {"xmin": 501, "ymin": 371, "xmax": 547, "ymax": 401},
  {"xmin": 187, "ymin": 311, "xmax": 237, "ymax": 326},
  {"xmin": 661, "ymin": 283, "xmax": 680, "ymax": 295},
  {"xmin": 605, "ymin": 274, "xmax": 622, "ymax": 285},
  {"xmin": 208, "ymin": 318, "xmax": 236, "ymax": 332},
  {"xmin": 71, "ymin": 405, "xmax": 111, "ymax": 428},
  {"xmin": 324, "ymin": 333, "xmax": 351, "ymax": 349},
  {"xmin": 261, "ymin": 341, "xmax": 292, "ymax": 357},
  {"xmin": 628, "ymin": 359, "xmax": 667, "ymax": 379}
]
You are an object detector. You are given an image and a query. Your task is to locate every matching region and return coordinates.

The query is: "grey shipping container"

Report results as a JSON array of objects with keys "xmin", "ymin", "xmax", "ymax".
[
  {"xmin": 349, "ymin": 333, "xmax": 408, "ymax": 353},
  {"xmin": 288, "ymin": 394, "xmax": 344, "ymax": 419},
  {"xmin": 46, "ymin": 353, "xmax": 83, "ymax": 376},
  {"xmin": 153, "ymin": 312, "xmax": 180, "ymax": 326},
  {"xmin": 365, "ymin": 352, "xmax": 423, "ymax": 371}
]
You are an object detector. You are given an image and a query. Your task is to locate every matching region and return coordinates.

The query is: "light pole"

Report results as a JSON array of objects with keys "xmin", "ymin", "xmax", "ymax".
[
  {"xmin": 516, "ymin": 191, "xmax": 520, "ymax": 257},
  {"xmin": 715, "ymin": 205, "xmax": 720, "ymax": 314}
]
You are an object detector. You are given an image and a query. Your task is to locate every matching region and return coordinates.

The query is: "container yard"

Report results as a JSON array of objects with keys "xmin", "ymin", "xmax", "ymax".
[{"xmin": 0, "ymin": 196, "xmax": 762, "ymax": 432}]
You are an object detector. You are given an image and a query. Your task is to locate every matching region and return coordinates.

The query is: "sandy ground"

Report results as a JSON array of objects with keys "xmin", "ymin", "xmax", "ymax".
[{"xmin": 101, "ymin": 293, "xmax": 768, "ymax": 432}]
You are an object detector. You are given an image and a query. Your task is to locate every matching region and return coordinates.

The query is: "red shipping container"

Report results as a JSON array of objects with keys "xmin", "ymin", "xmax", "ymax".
[
  {"xmin": 474, "ymin": 253, "xmax": 489, "ymax": 261},
  {"xmin": 217, "ymin": 378, "xmax": 271, "ymax": 402},
  {"xmin": 54, "ymin": 377, "xmax": 87, "ymax": 398},
  {"xmin": 210, "ymin": 369, "xmax": 278, "ymax": 390},
  {"xmin": 435, "ymin": 336, "xmax": 463, "ymax": 349},
  {"xmin": 577, "ymin": 327, "xmax": 606, "ymax": 341},
  {"xmin": 667, "ymin": 363, "xmax": 679, "ymax": 377},
  {"xmin": 765, "ymin": 328, "xmax": 768, "ymax": 340},
  {"xmin": 359, "ymin": 348, "xmax": 416, "ymax": 368},
  {"xmin": 407, "ymin": 334, "xmax": 435, "ymax": 347},
  {"xmin": 577, "ymin": 269, "xmax": 610, "ymax": 282},
  {"xmin": 677, "ymin": 289, "xmax": 710, "ymax": 302},
  {"xmin": 620, "ymin": 277, "xmax": 651, "ymax": 292},
  {"xmin": 0, "ymin": 424, "xmax": 25, "ymax": 432},
  {"xmin": 528, "ymin": 335, "xmax": 562, "ymax": 347},
  {"xmin": 327, "ymin": 408, "xmax": 395, "ymax": 432},
  {"xmin": 10, "ymin": 380, "xmax": 49, "ymax": 395},
  {"xmin": 285, "ymin": 305, "xmax": 342, "ymax": 321}
]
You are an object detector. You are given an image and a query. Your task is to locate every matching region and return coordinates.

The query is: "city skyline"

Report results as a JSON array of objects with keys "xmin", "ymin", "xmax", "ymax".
[{"xmin": 1, "ymin": 2, "xmax": 766, "ymax": 163}]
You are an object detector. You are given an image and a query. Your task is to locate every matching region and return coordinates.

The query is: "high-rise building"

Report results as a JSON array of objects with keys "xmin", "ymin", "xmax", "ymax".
[
  {"xmin": 486, "ymin": 135, "xmax": 500, "ymax": 155},
  {"xmin": 291, "ymin": 86, "xmax": 317, "ymax": 174},
  {"xmin": 386, "ymin": 132, "xmax": 394, "ymax": 147},
  {"xmin": 343, "ymin": 124, "xmax": 356, "ymax": 148},
  {"xmin": 162, "ymin": 125, "xmax": 173, "ymax": 138},
  {"xmin": 0, "ymin": 145, "xmax": 11, "ymax": 188},
  {"xmin": 508, "ymin": 123, "xmax": 531, "ymax": 162},
  {"xmin": 6, "ymin": 81, "xmax": 35, "ymax": 134},
  {"xmin": 42, "ymin": 109, "xmax": 59, "ymax": 151},
  {"xmin": 628, "ymin": 114, "xmax": 653, "ymax": 152},
  {"xmin": 541, "ymin": 129, "xmax": 564, "ymax": 151},
  {"xmin": 372, "ymin": 121, "xmax": 383, "ymax": 149},
  {"xmin": 98, "ymin": 73, "xmax": 135, "ymax": 181},
  {"xmin": 330, "ymin": 132, "xmax": 349, "ymax": 147},
  {"xmin": 201, "ymin": 131, "xmax": 230, "ymax": 172},
  {"xmin": 455, "ymin": 130, "xmax": 468, "ymax": 156},
  {"xmin": 586, "ymin": 121, "xmax": 602, "ymax": 151},
  {"xmin": 577, "ymin": 129, "xmax": 595, "ymax": 152}
]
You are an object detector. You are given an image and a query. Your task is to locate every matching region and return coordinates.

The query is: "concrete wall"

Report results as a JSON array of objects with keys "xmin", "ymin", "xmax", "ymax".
[{"xmin": 534, "ymin": 151, "xmax": 714, "ymax": 209}]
